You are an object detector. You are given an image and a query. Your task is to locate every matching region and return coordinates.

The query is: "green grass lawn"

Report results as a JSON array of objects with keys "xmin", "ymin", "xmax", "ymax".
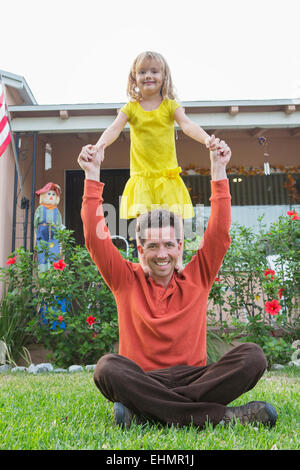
[{"xmin": 0, "ymin": 368, "xmax": 299, "ymax": 450}]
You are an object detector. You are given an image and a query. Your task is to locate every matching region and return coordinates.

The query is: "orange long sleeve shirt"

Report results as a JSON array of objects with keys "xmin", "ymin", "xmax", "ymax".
[{"xmin": 81, "ymin": 179, "xmax": 231, "ymax": 371}]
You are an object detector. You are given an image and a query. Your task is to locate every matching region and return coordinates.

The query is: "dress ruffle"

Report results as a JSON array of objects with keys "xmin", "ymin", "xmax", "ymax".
[{"xmin": 120, "ymin": 167, "xmax": 194, "ymax": 219}]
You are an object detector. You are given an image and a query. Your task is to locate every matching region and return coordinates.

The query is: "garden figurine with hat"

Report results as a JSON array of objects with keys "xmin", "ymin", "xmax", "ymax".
[{"xmin": 34, "ymin": 182, "xmax": 63, "ymax": 272}]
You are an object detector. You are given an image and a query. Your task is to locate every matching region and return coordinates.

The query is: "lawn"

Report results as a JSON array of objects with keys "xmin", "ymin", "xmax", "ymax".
[{"xmin": 0, "ymin": 368, "xmax": 299, "ymax": 451}]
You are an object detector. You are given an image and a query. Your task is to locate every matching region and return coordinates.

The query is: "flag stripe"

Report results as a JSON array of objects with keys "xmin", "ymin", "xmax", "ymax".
[
  {"xmin": 0, "ymin": 132, "xmax": 11, "ymax": 157},
  {"xmin": 0, "ymin": 118, "xmax": 10, "ymax": 144},
  {"xmin": 0, "ymin": 114, "xmax": 9, "ymax": 133},
  {"xmin": 0, "ymin": 81, "xmax": 12, "ymax": 157}
]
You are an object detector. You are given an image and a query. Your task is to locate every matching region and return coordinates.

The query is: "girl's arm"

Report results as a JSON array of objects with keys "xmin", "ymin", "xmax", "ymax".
[
  {"xmin": 175, "ymin": 106, "xmax": 209, "ymax": 145},
  {"xmin": 80, "ymin": 111, "xmax": 128, "ymax": 162},
  {"xmin": 95, "ymin": 111, "xmax": 128, "ymax": 149}
]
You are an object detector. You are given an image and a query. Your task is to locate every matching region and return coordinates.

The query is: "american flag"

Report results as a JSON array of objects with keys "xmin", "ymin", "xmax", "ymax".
[{"xmin": 0, "ymin": 81, "xmax": 11, "ymax": 157}]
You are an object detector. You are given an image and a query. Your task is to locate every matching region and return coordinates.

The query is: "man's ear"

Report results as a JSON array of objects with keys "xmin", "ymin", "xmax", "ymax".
[{"xmin": 137, "ymin": 244, "xmax": 144, "ymax": 255}]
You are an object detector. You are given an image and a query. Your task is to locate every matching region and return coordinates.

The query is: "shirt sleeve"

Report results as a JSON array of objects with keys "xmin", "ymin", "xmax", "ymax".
[
  {"xmin": 184, "ymin": 179, "xmax": 231, "ymax": 288},
  {"xmin": 120, "ymin": 102, "xmax": 132, "ymax": 121},
  {"xmin": 81, "ymin": 179, "xmax": 134, "ymax": 292},
  {"xmin": 168, "ymin": 99, "xmax": 181, "ymax": 118}
]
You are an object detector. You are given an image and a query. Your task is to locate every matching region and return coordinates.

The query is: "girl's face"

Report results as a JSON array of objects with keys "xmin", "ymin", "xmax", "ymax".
[{"xmin": 135, "ymin": 58, "xmax": 164, "ymax": 97}]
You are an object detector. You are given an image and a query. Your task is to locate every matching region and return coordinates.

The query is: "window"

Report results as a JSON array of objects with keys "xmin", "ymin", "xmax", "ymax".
[{"xmin": 182, "ymin": 173, "xmax": 300, "ymax": 230}]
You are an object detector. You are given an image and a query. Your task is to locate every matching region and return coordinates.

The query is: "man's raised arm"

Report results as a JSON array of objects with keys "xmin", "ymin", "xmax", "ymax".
[
  {"xmin": 78, "ymin": 144, "xmax": 132, "ymax": 292},
  {"xmin": 184, "ymin": 142, "xmax": 232, "ymax": 287}
]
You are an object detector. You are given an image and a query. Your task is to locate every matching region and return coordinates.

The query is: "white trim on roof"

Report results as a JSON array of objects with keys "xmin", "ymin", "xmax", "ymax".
[{"xmin": 10, "ymin": 110, "xmax": 300, "ymax": 133}]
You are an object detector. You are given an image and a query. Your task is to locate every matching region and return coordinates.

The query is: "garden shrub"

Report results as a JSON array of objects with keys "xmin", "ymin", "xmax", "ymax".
[
  {"xmin": 199, "ymin": 210, "xmax": 300, "ymax": 367},
  {"xmin": 1, "ymin": 228, "xmax": 118, "ymax": 367}
]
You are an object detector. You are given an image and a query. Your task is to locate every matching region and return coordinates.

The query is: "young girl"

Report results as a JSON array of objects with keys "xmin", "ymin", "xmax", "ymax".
[{"xmin": 81, "ymin": 51, "xmax": 230, "ymax": 266}]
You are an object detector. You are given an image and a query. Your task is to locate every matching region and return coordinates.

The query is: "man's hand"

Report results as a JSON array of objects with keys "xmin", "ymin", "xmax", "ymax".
[
  {"xmin": 210, "ymin": 140, "xmax": 232, "ymax": 181},
  {"xmin": 77, "ymin": 143, "xmax": 105, "ymax": 181}
]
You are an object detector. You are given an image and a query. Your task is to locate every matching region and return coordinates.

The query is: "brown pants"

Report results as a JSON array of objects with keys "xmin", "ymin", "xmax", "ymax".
[{"xmin": 93, "ymin": 343, "xmax": 267, "ymax": 428}]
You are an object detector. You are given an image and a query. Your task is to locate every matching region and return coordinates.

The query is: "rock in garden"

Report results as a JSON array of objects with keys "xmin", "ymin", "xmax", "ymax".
[
  {"xmin": 27, "ymin": 364, "xmax": 37, "ymax": 374},
  {"xmin": 52, "ymin": 368, "xmax": 68, "ymax": 373},
  {"xmin": 11, "ymin": 366, "xmax": 27, "ymax": 372},
  {"xmin": 0, "ymin": 364, "xmax": 12, "ymax": 373},
  {"xmin": 288, "ymin": 359, "xmax": 300, "ymax": 368},
  {"xmin": 271, "ymin": 363, "xmax": 285, "ymax": 370},
  {"xmin": 85, "ymin": 364, "xmax": 96, "ymax": 371},
  {"xmin": 27, "ymin": 363, "xmax": 54, "ymax": 374},
  {"xmin": 36, "ymin": 363, "xmax": 53, "ymax": 373},
  {"xmin": 68, "ymin": 365, "xmax": 84, "ymax": 372}
]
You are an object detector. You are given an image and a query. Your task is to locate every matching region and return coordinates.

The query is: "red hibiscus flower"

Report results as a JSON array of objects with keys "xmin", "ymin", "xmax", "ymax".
[
  {"xmin": 215, "ymin": 278, "xmax": 221, "ymax": 282},
  {"xmin": 264, "ymin": 269, "xmax": 275, "ymax": 280},
  {"xmin": 287, "ymin": 210, "xmax": 300, "ymax": 220},
  {"xmin": 53, "ymin": 259, "xmax": 66, "ymax": 271},
  {"xmin": 58, "ymin": 315, "xmax": 64, "ymax": 322},
  {"xmin": 6, "ymin": 256, "xmax": 17, "ymax": 265},
  {"xmin": 86, "ymin": 315, "xmax": 96, "ymax": 326},
  {"xmin": 278, "ymin": 288, "xmax": 285, "ymax": 299},
  {"xmin": 265, "ymin": 299, "xmax": 282, "ymax": 315}
]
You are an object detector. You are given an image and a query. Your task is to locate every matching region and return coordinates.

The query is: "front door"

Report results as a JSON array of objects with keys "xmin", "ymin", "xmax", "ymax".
[{"xmin": 65, "ymin": 169, "xmax": 130, "ymax": 246}]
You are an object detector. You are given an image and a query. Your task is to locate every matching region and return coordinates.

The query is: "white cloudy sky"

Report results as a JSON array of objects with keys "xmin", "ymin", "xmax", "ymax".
[{"xmin": 1, "ymin": 0, "xmax": 300, "ymax": 104}]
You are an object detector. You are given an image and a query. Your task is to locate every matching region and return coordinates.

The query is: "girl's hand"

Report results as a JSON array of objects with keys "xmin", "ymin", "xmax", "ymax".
[
  {"xmin": 79, "ymin": 144, "xmax": 105, "ymax": 162},
  {"xmin": 77, "ymin": 143, "xmax": 105, "ymax": 181},
  {"xmin": 205, "ymin": 135, "xmax": 220, "ymax": 151}
]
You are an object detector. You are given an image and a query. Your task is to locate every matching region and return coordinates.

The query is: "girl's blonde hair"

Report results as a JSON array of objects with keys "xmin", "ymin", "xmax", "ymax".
[{"xmin": 126, "ymin": 51, "xmax": 177, "ymax": 101}]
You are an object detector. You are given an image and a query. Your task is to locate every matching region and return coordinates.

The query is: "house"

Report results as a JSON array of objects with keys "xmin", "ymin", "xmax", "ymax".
[{"xmin": 1, "ymin": 69, "xmax": 300, "ymax": 271}]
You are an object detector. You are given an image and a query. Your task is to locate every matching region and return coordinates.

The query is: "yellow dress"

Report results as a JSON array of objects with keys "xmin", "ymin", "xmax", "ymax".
[{"xmin": 120, "ymin": 99, "xmax": 194, "ymax": 219}]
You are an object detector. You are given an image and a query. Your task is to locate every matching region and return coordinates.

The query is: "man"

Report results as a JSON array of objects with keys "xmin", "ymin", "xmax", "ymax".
[{"xmin": 78, "ymin": 143, "xmax": 278, "ymax": 429}]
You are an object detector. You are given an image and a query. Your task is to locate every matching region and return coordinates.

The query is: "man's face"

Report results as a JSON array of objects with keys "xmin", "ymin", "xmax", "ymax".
[{"xmin": 138, "ymin": 225, "xmax": 181, "ymax": 285}]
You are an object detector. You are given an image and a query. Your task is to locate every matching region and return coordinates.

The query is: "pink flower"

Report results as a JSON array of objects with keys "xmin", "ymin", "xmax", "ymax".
[
  {"xmin": 86, "ymin": 315, "xmax": 96, "ymax": 326},
  {"xmin": 265, "ymin": 299, "xmax": 282, "ymax": 315},
  {"xmin": 264, "ymin": 269, "xmax": 275, "ymax": 280},
  {"xmin": 53, "ymin": 259, "xmax": 66, "ymax": 271},
  {"xmin": 58, "ymin": 315, "xmax": 63, "ymax": 322},
  {"xmin": 6, "ymin": 256, "xmax": 17, "ymax": 265},
  {"xmin": 287, "ymin": 210, "xmax": 300, "ymax": 220}
]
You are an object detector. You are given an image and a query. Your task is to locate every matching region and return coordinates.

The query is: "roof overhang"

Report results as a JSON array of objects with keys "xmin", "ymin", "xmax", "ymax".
[
  {"xmin": 8, "ymin": 99, "xmax": 300, "ymax": 134},
  {"xmin": 1, "ymin": 70, "xmax": 37, "ymax": 105}
]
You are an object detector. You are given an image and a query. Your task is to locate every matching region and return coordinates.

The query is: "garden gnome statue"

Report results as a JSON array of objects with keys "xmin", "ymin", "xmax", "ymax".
[{"xmin": 34, "ymin": 182, "xmax": 63, "ymax": 272}]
